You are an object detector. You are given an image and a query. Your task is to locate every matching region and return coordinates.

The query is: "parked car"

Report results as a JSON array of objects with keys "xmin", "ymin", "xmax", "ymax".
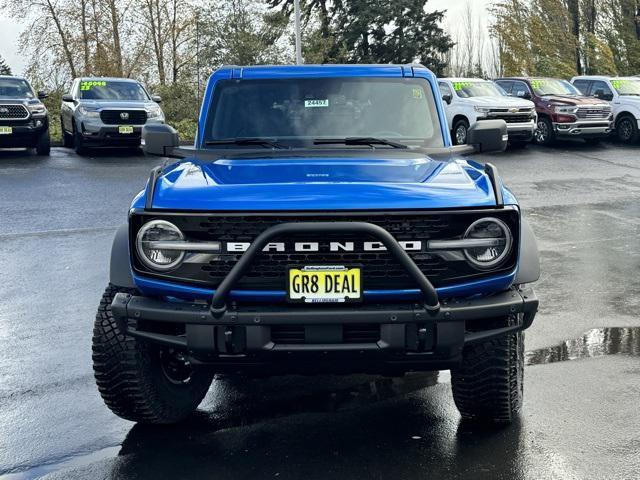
[
  {"xmin": 495, "ymin": 77, "xmax": 612, "ymax": 145},
  {"xmin": 94, "ymin": 64, "xmax": 540, "ymax": 426},
  {"xmin": 438, "ymin": 77, "xmax": 536, "ymax": 146},
  {"xmin": 0, "ymin": 75, "xmax": 50, "ymax": 155},
  {"xmin": 60, "ymin": 77, "xmax": 164, "ymax": 154},
  {"xmin": 571, "ymin": 75, "xmax": 640, "ymax": 143}
]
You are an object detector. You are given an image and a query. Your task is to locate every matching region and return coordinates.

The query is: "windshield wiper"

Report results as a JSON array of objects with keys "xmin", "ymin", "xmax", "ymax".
[
  {"xmin": 205, "ymin": 138, "xmax": 288, "ymax": 149},
  {"xmin": 313, "ymin": 137, "xmax": 408, "ymax": 149}
]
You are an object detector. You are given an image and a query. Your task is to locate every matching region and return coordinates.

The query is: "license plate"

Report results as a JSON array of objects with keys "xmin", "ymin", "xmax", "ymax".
[
  {"xmin": 288, "ymin": 266, "xmax": 361, "ymax": 303},
  {"xmin": 0, "ymin": 126, "xmax": 12, "ymax": 135},
  {"xmin": 118, "ymin": 126, "xmax": 133, "ymax": 134}
]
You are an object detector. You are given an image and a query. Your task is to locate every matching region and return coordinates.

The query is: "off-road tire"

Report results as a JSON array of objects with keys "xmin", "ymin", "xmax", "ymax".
[
  {"xmin": 62, "ymin": 119, "xmax": 73, "ymax": 148},
  {"xmin": 616, "ymin": 114, "xmax": 639, "ymax": 144},
  {"xmin": 451, "ymin": 316, "xmax": 524, "ymax": 424},
  {"xmin": 452, "ymin": 118, "xmax": 469, "ymax": 145},
  {"xmin": 33, "ymin": 128, "xmax": 50, "ymax": 156},
  {"xmin": 534, "ymin": 117, "xmax": 555, "ymax": 145},
  {"xmin": 92, "ymin": 284, "xmax": 214, "ymax": 424}
]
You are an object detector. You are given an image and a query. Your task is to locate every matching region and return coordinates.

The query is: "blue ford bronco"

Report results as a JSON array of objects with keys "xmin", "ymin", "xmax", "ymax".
[{"xmin": 93, "ymin": 64, "xmax": 540, "ymax": 425}]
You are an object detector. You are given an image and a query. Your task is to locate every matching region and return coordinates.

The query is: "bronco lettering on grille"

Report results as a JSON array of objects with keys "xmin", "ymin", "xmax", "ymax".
[{"xmin": 225, "ymin": 241, "xmax": 424, "ymax": 253}]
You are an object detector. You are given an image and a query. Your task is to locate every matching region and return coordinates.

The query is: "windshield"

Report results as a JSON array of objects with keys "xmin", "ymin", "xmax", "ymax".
[
  {"xmin": 78, "ymin": 80, "xmax": 149, "ymax": 100},
  {"xmin": 452, "ymin": 81, "xmax": 506, "ymax": 98},
  {"xmin": 611, "ymin": 78, "xmax": 640, "ymax": 96},
  {"xmin": 0, "ymin": 78, "xmax": 34, "ymax": 99},
  {"xmin": 531, "ymin": 79, "xmax": 581, "ymax": 96},
  {"xmin": 204, "ymin": 77, "xmax": 444, "ymax": 148}
]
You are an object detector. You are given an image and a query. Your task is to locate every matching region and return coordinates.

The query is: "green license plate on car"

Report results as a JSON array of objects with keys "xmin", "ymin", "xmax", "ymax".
[
  {"xmin": 0, "ymin": 126, "xmax": 12, "ymax": 135},
  {"xmin": 118, "ymin": 126, "xmax": 134, "ymax": 134}
]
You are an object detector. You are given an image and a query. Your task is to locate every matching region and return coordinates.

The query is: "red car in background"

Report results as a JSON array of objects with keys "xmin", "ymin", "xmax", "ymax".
[{"xmin": 495, "ymin": 77, "xmax": 613, "ymax": 145}]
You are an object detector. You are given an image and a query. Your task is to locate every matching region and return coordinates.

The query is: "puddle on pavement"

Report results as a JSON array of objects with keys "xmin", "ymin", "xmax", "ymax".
[{"xmin": 526, "ymin": 327, "xmax": 640, "ymax": 365}]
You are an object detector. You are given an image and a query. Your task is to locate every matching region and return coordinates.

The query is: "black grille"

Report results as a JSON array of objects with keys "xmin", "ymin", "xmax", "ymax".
[
  {"xmin": 130, "ymin": 210, "xmax": 520, "ymax": 294},
  {"xmin": 100, "ymin": 109, "xmax": 147, "ymax": 125},
  {"xmin": 481, "ymin": 114, "xmax": 534, "ymax": 124},
  {"xmin": 270, "ymin": 324, "xmax": 380, "ymax": 344},
  {"xmin": 0, "ymin": 104, "xmax": 28, "ymax": 119}
]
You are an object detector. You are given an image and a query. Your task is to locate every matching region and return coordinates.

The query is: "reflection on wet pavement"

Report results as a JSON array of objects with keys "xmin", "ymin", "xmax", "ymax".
[{"xmin": 526, "ymin": 327, "xmax": 640, "ymax": 365}]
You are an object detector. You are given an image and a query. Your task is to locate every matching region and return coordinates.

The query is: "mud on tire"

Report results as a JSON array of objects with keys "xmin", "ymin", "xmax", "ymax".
[
  {"xmin": 92, "ymin": 284, "xmax": 214, "ymax": 424},
  {"xmin": 451, "ymin": 315, "xmax": 524, "ymax": 424}
]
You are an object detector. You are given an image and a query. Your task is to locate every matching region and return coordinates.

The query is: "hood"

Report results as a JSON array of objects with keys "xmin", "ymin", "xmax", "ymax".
[
  {"xmin": 137, "ymin": 153, "xmax": 509, "ymax": 211},
  {"xmin": 464, "ymin": 96, "xmax": 534, "ymax": 109},
  {"xmin": 538, "ymin": 94, "xmax": 606, "ymax": 106},
  {"xmin": 78, "ymin": 99, "xmax": 156, "ymax": 110}
]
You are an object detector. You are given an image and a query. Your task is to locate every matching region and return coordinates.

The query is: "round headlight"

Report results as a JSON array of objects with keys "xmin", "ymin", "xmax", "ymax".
[
  {"xmin": 463, "ymin": 217, "xmax": 512, "ymax": 269},
  {"xmin": 136, "ymin": 220, "xmax": 185, "ymax": 271}
]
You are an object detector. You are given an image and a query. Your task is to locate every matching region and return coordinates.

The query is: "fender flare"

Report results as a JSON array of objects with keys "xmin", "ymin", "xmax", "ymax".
[
  {"xmin": 110, "ymin": 224, "xmax": 136, "ymax": 288},
  {"xmin": 515, "ymin": 217, "xmax": 540, "ymax": 285}
]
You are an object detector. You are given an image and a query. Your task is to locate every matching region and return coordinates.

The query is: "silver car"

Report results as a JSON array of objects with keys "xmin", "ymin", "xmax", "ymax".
[{"xmin": 60, "ymin": 77, "xmax": 164, "ymax": 154}]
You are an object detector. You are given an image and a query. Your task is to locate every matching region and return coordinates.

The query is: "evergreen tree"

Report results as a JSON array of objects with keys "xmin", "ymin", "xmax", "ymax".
[{"xmin": 0, "ymin": 55, "xmax": 11, "ymax": 75}]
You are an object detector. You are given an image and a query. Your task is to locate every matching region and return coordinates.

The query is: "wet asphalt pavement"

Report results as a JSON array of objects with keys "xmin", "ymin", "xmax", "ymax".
[{"xmin": 0, "ymin": 143, "xmax": 639, "ymax": 480}]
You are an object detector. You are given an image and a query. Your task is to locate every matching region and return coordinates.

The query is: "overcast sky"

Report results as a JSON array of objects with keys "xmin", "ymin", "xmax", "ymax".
[{"xmin": 0, "ymin": 0, "xmax": 492, "ymax": 76}]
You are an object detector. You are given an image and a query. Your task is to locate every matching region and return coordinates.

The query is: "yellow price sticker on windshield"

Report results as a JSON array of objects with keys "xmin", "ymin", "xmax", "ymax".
[
  {"xmin": 530, "ymin": 80, "xmax": 547, "ymax": 89},
  {"xmin": 452, "ymin": 81, "xmax": 473, "ymax": 91},
  {"xmin": 80, "ymin": 81, "xmax": 106, "ymax": 91},
  {"xmin": 412, "ymin": 88, "xmax": 424, "ymax": 99}
]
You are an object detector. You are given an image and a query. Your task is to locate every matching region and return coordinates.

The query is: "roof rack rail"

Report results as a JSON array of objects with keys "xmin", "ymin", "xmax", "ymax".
[{"xmin": 484, "ymin": 163, "xmax": 504, "ymax": 207}]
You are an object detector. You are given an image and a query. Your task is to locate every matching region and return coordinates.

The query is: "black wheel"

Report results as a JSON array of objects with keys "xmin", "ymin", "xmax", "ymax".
[
  {"xmin": 62, "ymin": 118, "xmax": 73, "ymax": 148},
  {"xmin": 452, "ymin": 119, "xmax": 469, "ymax": 145},
  {"xmin": 534, "ymin": 117, "xmax": 555, "ymax": 145},
  {"xmin": 92, "ymin": 284, "xmax": 214, "ymax": 424},
  {"xmin": 74, "ymin": 125, "xmax": 88, "ymax": 155},
  {"xmin": 33, "ymin": 128, "xmax": 51, "ymax": 156},
  {"xmin": 451, "ymin": 316, "xmax": 524, "ymax": 424},
  {"xmin": 616, "ymin": 115, "xmax": 639, "ymax": 144}
]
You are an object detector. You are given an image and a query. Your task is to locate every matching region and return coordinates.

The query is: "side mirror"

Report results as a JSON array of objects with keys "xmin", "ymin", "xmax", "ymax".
[
  {"xmin": 516, "ymin": 90, "xmax": 531, "ymax": 99},
  {"xmin": 37, "ymin": 90, "xmax": 48, "ymax": 100},
  {"xmin": 442, "ymin": 94, "xmax": 452, "ymax": 105},
  {"xmin": 61, "ymin": 93, "xmax": 74, "ymax": 102},
  {"xmin": 594, "ymin": 89, "xmax": 613, "ymax": 101},
  {"xmin": 467, "ymin": 120, "xmax": 508, "ymax": 153},
  {"xmin": 142, "ymin": 123, "xmax": 179, "ymax": 156},
  {"xmin": 151, "ymin": 94, "xmax": 162, "ymax": 103}
]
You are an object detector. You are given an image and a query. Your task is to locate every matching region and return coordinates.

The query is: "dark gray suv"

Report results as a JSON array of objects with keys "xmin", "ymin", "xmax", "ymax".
[{"xmin": 60, "ymin": 77, "xmax": 164, "ymax": 154}]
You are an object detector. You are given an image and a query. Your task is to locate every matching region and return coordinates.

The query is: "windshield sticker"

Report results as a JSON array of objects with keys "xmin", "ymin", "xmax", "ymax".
[
  {"xmin": 530, "ymin": 80, "xmax": 547, "ymax": 89},
  {"xmin": 452, "ymin": 81, "xmax": 473, "ymax": 91},
  {"xmin": 80, "ymin": 81, "xmax": 107, "ymax": 91},
  {"xmin": 412, "ymin": 88, "xmax": 424, "ymax": 99},
  {"xmin": 305, "ymin": 99, "xmax": 329, "ymax": 108}
]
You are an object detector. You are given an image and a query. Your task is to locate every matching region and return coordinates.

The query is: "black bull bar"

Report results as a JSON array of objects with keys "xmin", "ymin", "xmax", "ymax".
[{"xmin": 111, "ymin": 221, "xmax": 538, "ymax": 355}]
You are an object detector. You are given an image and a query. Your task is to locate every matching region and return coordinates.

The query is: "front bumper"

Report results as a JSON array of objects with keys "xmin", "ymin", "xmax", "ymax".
[
  {"xmin": 506, "ymin": 121, "xmax": 535, "ymax": 141},
  {"xmin": 0, "ymin": 118, "xmax": 48, "ymax": 148},
  {"xmin": 79, "ymin": 119, "xmax": 164, "ymax": 147},
  {"xmin": 111, "ymin": 286, "xmax": 538, "ymax": 374},
  {"xmin": 553, "ymin": 120, "xmax": 612, "ymax": 138}
]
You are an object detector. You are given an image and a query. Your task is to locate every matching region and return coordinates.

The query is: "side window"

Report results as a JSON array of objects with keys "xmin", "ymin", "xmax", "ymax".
[
  {"xmin": 572, "ymin": 80, "xmax": 590, "ymax": 95},
  {"xmin": 590, "ymin": 80, "xmax": 613, "ymax": 98},
  {"xmin": 438, "ymin": 82, "xmax": 453, "ymax": 104},
  {"xmin": 512, "ymin": 81, "xmax": 532, "ymax": 98},
  {"xmin": 495, "ymin": 80, "xmax": 513, "ymax": 94},
  {"xmin": 439, "ymin": 82, "xmax": 452, "ymax": 97}
]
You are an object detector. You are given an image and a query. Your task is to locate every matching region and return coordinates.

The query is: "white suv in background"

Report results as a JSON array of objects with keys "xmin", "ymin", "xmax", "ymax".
[
  {"xmin": 571, "ymin": 75, "xmax": 640, "ymax": 143},
  {"xmin": 438, "ymin": 78, "xmax": 536, "ymax": 146}
]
